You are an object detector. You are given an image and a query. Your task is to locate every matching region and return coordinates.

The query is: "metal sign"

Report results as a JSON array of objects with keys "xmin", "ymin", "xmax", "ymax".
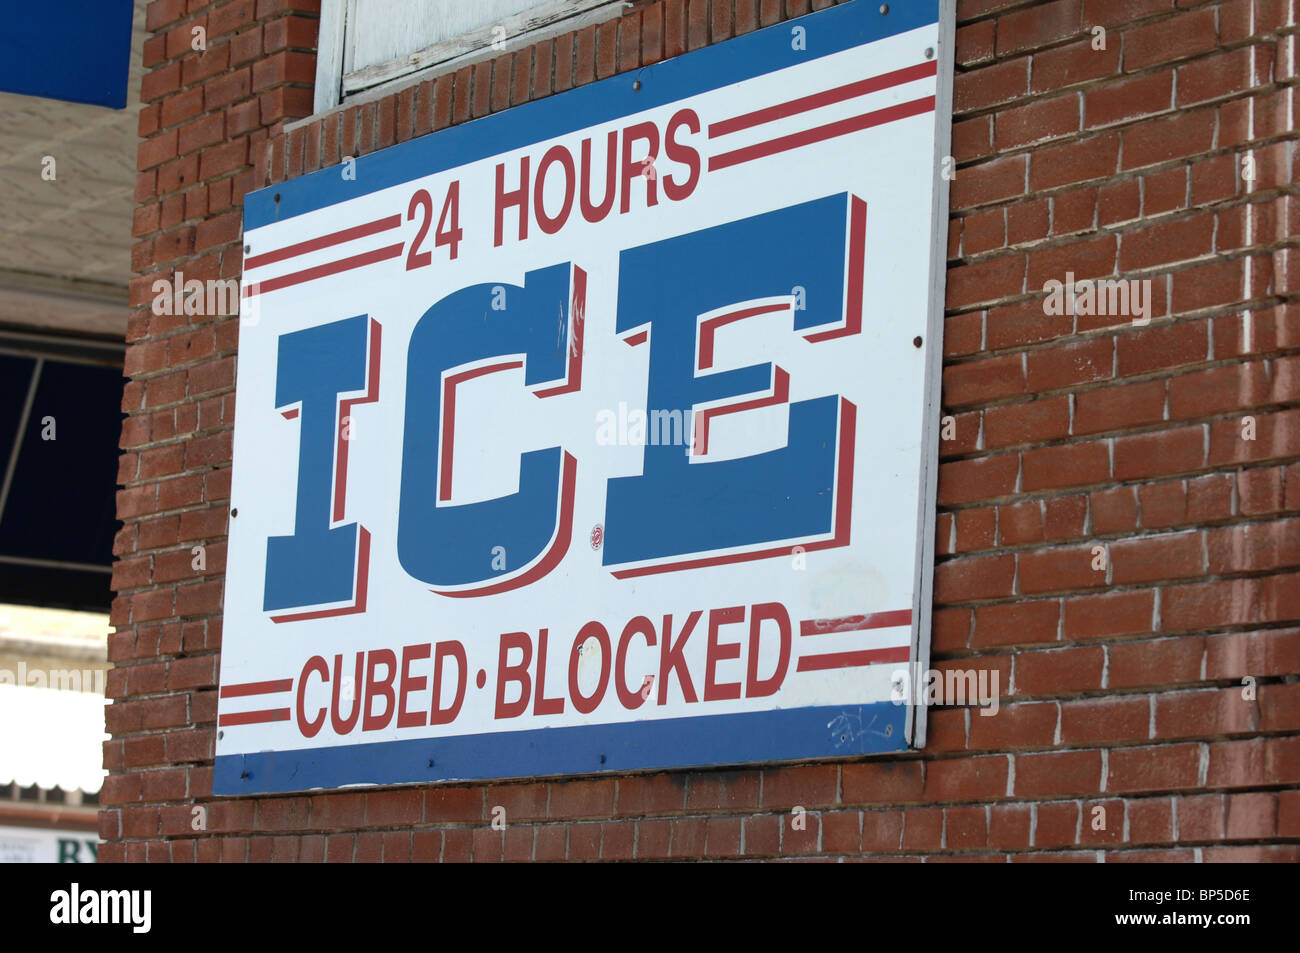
[
  {"xmin": 216, "ymin": 0, "xmax": 954, "ymax": 794},
  {"xmin": 0, "ymin": 825, "xmax": 98, "ymax": 863}
]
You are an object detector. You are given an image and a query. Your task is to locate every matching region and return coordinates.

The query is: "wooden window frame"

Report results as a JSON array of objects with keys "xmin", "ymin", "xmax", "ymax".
[{"xmin": 313, "ymin": 0, "xmax": 631, "ymax": 115}]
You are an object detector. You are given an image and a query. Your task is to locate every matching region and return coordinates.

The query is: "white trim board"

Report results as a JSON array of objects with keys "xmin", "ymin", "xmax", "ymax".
[{"xmin": 312, "ymin": 0, "xmax": 629, "ymax": 116}]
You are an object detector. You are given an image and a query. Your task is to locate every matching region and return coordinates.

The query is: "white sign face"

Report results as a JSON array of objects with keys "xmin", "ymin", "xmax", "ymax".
[
  {"xmin": 217, "ymin": 2, "xmax": 952, "ymax": 794},
  {"xmin": 0, "ymin": 825, "xmax": 98, "ymax": 863}
]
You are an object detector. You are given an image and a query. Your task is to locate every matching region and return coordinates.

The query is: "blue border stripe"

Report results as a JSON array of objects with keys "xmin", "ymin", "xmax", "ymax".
[
  {"xmin": 214, "ymin": 702, "xmax": 908, "ymax": 794},
  {"xmin": 244, "ymin": 0, "xmax": 939, "ymax": 229}
]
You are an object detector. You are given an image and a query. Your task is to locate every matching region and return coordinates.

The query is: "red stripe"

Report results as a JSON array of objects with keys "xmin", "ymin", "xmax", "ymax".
[
  {"xmin": 698, "ymin": 302, "xmax": 788, "ymax": 370},
  {"xmin": 796, "ymin": 646, "xmax": 910, "ymax": 672},
  {"xmin": 334, "ymin": 319, "xmax": 382, "ymax": 522},
  {"xmin": 220, "ymin": 678, "xmax": 292, "ymax": 698},
  {"xmin": 245, "ymin": 214, "xmax": 401, "ymax": 270},
  {"xmin": 218, "ymin": 708, "xmax": 292, "ymax": 726},
  {"xmin": 709, "ymin": 96, "xmax": 936, "ymax": 172},
  {"xmin": 281, "ymin": 407, "xmax": 299, "ymax": 419},
  {"xmin": 800, "ymin": 608, "xmax": 913, "ymax": 637},
  {"xmin": 244, "ymin": 242, "xmax": 405, "ymax": 296},
  {"xmin": 534, "ymin": 266, "xmax": 587, "ymax": 398},
  {"xmin": 694, "ymin": 366, "xmax": 789, "ymax": 456},
  {"xmin": 440, "ymin": 361, "xmax": 524, "ymax": 503},
  {"xmin": 624, "ymin": 330, "xmax": 648, "ymax": 346},
  {"xmin": 612, "ymin": 398, "xmax": 855, "ymax": 578},
  {"xmin": 805, "ymin": 195, "xmax": 867, "ymax": 343},
  {"xmin": 709, "ymin": 60, "xmax": 938, "ymax": 138}
]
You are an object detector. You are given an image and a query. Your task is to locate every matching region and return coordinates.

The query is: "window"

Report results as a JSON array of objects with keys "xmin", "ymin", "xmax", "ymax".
[
  {"xmin": 0, "ymin": 336, "xmax": 124, "ymax": 611},
  {"xmin": 314, "ymin": 0, "xmax": 629, "ymax": 113}
]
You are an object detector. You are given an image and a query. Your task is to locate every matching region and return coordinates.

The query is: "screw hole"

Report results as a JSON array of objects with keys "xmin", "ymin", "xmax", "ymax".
[
  {"xmin": 274, "ymin": 193, "xmax": 281, "ymax": 203},
  {"xmin": 230, "ymin": 507, "xmax": 239, "ymax": 518},
  {"xmin": 913, "ymin": 336, "xmax": 923, "ymax": 348}
]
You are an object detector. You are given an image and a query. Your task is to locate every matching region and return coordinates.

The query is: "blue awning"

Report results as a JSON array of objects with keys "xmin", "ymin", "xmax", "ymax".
[{"xmin": 0, "ymin": 1, "xmax": 134, "ymax": 109}]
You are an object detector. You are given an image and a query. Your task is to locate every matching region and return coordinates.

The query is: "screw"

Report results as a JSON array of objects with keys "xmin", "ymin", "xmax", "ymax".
[
  {"xmin": 913, "ymin": 335, "xmax": 923, "ymax": 348},
  {"xmin": 218, "ymin": 730, "xmax": 224, "ymax": 740},
  {"xmin": 244, "ymin": 244, "xmax": 250, "ymax": 254},
  {"xmin": 599, "ymin": 754, "xmax": 607, "ymax": 764},
  {"xmin": 924, "ymin": 47, "xmax": 934, "ymax": 59},
  {"xmin": 231, "ymin": 507, "xmax": 239, "ymax": 517},
  {"xmin": 880, "ymin": 3, "xmax": 889, "ymax": 13},
  {"xmin": 274, "ymin": 193, "xmax": 281, "ymax": 203},
  {"xmin": 633, "ymin": 79, "xmax": 641, "ymax": 91}
]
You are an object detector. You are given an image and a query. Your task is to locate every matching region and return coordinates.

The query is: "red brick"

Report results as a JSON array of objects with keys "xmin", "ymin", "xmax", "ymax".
[
  {"xmin": 1034, "ymin": 800, "xmax": 1081, "ymax": 848},
  {"xmin": 1062, "ymin": 589, "xmax": 1155, "ymax": 640},
  {"xmin": 842, "ymin": 761, "xmax": 923, "ymax": 804},
  {"xmin": 549, "ymin": 779, "xmax": 615, "ymax": 818},
  {"xmin": 1021, "ymin": 442, "xmax": 1110, "ymax": 492},
  {"xmin": 600, "ymin": 821, "xmax": 635, "ymax": 859},
  {"xmin": 761, "ymin": 764, "xmax": 836, "ymax": 809},
  {"xmin": 988, "ymin": 804, "xmax": 1031, "ymax": 849},
  {"xmin": 1108, "ymin": 743, "xmax": 1201, "ymax": 793},
  {"xmin": 1016, "ymin": 749, "xmax": 1102, "ymax": 797},
  {"xmin": 968, "ymin": 701, "xmax": 1058, "ymax": 750},
  {"xmin": 1162, "ymin": 577, "xmax": 1262, "ymax": 632},
  {"xmin": 1121, "ymin": 9, "xmax": 1217, "ymax": 71},
  {"xmin": 1113, "ymin": 426, "xmax": 1206, "ymax": 481},
  {"xmin": 950, "ymin": 153, "xmax": 1027, "ymax": 210},
  {"xmin": 1205, "ymin": 628, "xmax": 1300, "ymax": 680},
  {"xmin": 996, "ymin": 0, "xmax": 1082, "ymax": 56},
  {"xmin": 1030, "ymin": 132, "xmax": 1119, "ymax": 191},
  {"xmin": 423, "ymin": 786, "xmax": 481, "ymax": 824},
  {"xmin": 943, "ymin": 354, "xmax": 1027, "ymax": 407},
  {"xmin": 1122, "ymin": 108, "xmax": 1217, "ymax": 171},
  {"xmin": 685, "ymin": 770, "xmax": 759, "ymax": 811},
  {"xmin": 924, "ymin": 755, "xmax": 1009, "ymax": 801},
  {"xmin": 1025, "ymin": 337, "xmax": 1114, "ymax": 393},
  {"xmin": 1016, "ymin": 645, "xmax": 1105, "ymax": 695},
  {"xmin": 1110, "ymin": 532, "xmax": 1203, "ymax": 584},
  {"xmin": 972, "ymin": 600, "xmax": 1060, "ymax": 649},
  {"xmin": 1033, "ymin": 36, "xmax": 1119, "ymax": 91},
  {"xmin": 994, "ymin": 94, "xmax": 1079, "ymax": 150},
  {"xmin": 1085, "ymin": 69, "xmax": 1172, "ymax": 127},
  {"xmin": 901, "ymin": 807, "xmax": 943, "ymax": 850},
  {"xmin": 741, "ymin": 814, "xmax": 779, "ymax": 857},
  {"xmin": 568, "ymin": 822, "xmax": 602, "ymax": 860},
  {"xmin": 616, "ymin": 774, "xmax": 686, "ymax": 815},
  {"xmin": 983, "ymin": 397, "xmax": 1070, "ymax": 449},
  {"xmin": 935, "ymin": 553, "xmax": 1016, "ymax": 602},
  {"xmin": 946, "ymin": 254, "xmax": 1027, "ymax": 310},
  {"xmin": 1177, "ymin": 46, "xmax": 1273, "ymax": 108},
  {"xmin": 1060, "ymin": 696, "xmax": 1149, "ymax": 744}
]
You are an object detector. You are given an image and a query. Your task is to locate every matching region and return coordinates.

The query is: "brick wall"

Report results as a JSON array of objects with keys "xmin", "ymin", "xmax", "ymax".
[{"xmin": 104, "ymin": 0, "xmax": 1300, "ymax": 862}]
